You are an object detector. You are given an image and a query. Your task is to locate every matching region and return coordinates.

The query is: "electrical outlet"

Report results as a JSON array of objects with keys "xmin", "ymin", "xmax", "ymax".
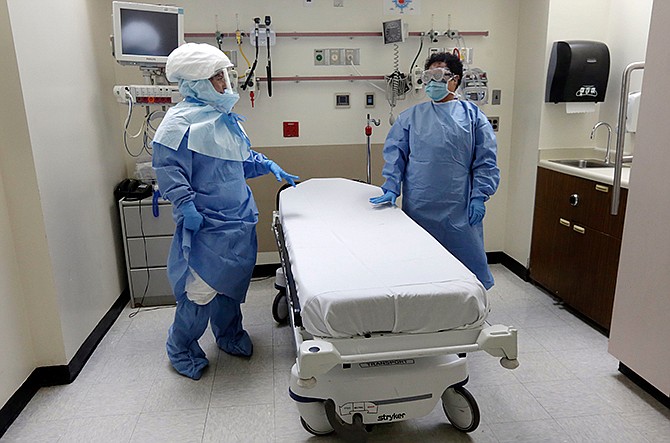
[
  {"xmin": 488, "ymin": 116, "xmax": 500, "ymax": 132},
  {"xmin": 491, "ymin": 89, "xmax": 501, "ymax": 105}
]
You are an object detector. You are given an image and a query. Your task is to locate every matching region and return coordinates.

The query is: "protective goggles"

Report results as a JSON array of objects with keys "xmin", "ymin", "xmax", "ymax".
[{"xmin": 421, "ymin": 67, "xmax": 455, "ymax": 84}]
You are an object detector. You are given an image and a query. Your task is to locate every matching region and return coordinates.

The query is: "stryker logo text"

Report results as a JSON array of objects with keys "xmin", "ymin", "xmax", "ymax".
[{"xmin": 377, "ymin": 412, "xmax": 406, "ymax": 422}]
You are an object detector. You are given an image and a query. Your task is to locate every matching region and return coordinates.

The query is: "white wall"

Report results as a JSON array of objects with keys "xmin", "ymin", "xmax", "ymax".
[
  {"xmin": 503, "ymin": 0, "xmax": 549, "ymax": 266},
  {"xmin": 539, "ymin": 0, "xmax": 611, "ymax": 149},
  {"xmin": 5, "ymin": 0, "xmax": 128, "ymax": 363},
  {"xmin": 598, "ymin": 0, "xmax": 652, "ymax": 155},
  {"xmin": 539, "ymin": 0, "xmax": 651, "ymax": 152},
  {"xmin": 0, "ymin": 173, "xmax": 35, "ymax": 408},
  {"xmin": 0, "ymin": 0, "xmax": 60, "ymax": 407},
  {"xmin": 609, "ymin": 0, "xmax": 670, "ymax": 396},
  {"xmin": 1, "ymin": 0, "xmax": 129, "ymax": 407}
]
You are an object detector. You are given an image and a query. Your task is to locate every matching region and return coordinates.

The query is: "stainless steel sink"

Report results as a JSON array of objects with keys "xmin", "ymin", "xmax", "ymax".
[{"xmin": 549, "ymin": 158, "xmax": 615, "ymax": 168}]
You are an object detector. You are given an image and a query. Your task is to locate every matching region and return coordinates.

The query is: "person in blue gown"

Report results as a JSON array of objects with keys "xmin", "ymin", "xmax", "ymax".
[
  {"xmin": 152, "ymin": 43, "xmax": 298, "ymax": 380},
  {"xmin": 370, "ymin": 52, "xmax": 499, "ymax": 289}
]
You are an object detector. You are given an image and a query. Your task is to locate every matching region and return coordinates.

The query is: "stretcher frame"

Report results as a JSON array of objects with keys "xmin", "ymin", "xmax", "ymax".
[{"xmin": 272, "ymin": 206, "xmax": 519, "ymax": 440}]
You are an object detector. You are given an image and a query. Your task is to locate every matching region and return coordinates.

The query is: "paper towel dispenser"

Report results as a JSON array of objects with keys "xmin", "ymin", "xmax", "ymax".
[{"xmin": 545, "ymin": 40, "xmax": 610, "ymax": 103}]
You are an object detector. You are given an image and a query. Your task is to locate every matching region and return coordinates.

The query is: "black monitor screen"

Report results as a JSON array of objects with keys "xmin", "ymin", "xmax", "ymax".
[{"xmin": 120, "ymin": 9, "xmax": 179, "ymax": 57}]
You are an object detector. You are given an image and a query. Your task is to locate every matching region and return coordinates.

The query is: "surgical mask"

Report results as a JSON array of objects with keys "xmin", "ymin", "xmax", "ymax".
[
  {"xmin": 215, "ymin": 90, "xmax": 240, "ymax": 114},
  {"xmin": 425, "ymin": 81, "xmax": 457, "ymax": 101},
  {"xmin": 178, "ymin": 79, "xmax": 239, "ymax": 114}
]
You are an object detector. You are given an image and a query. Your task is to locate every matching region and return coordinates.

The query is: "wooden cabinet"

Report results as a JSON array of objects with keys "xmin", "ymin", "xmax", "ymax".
[{"xmin": 529, "ymin": 167, "xmax": 627, "ymax": 330}]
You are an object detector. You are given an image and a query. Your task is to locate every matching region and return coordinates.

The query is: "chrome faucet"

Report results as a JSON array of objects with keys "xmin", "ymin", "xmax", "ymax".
[{"xmin": 590, "ymin": 121, "xmax": 613, "ymax": 165}]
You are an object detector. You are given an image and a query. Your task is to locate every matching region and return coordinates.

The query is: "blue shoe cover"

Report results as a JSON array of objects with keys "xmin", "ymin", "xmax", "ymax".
[{"xmin": 218, "ymin": 329, "xmax": 253, "ymax": 357}]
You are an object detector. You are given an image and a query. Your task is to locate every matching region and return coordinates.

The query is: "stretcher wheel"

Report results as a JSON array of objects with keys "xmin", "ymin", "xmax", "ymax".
[
  {"xmin": 441, "ymin": 386, "xmax": 480, "ymax": 433},
  {"xmin": 272, "ymin": 291, "xmax": 289, "ymax": 324},
  {"xmin": 300, "ymin": 417, "xmax": 334, "ymax": 436},
  {"xmin": 298, "ymin": 402, "xmax": 334, "ymax": 436}
]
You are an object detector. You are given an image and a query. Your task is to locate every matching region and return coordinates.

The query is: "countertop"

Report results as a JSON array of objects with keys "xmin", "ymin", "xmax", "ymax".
[
  {"xmin": 538, "ymin": 159, "xmax": 631, "ymax": 189},
  {"xmin": 537, "ymin": 148, "xmax": 631, "ymax": 189}
]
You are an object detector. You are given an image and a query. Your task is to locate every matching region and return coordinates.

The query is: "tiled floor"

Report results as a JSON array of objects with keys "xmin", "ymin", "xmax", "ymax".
[{"xmin": 4, "ymin": 265, "xmax": 669, "ymax": 442}]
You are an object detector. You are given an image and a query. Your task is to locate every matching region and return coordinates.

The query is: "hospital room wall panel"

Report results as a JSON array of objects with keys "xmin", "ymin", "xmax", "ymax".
[{"xmin": 116, "ymin": 0, "xmax": 520, "ymax": 256}]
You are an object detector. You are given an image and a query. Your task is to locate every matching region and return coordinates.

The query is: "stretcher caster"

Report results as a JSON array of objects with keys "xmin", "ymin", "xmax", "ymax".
[
  {"xmin": 500, "ymin": 357, "xmax": 519, "ymax": 369},
  {"xmin": 273, "ymin": 268, "xmax": 289, "ymax": 324},
  {"xmin": 441, "ymin": 386, "xmax": 480, "ymax": 433},
  {"xmin": 272, "ymin": 291, "xmax": 289, "ymax": 324},
  {"xmin": 297, "ymin": 401, "xmax": 334, "ymax": 436}
]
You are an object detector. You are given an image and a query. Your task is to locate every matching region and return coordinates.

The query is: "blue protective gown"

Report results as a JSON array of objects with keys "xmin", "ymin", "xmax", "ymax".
[
  {"xmin": 381, "ymin": 99, "xmax": 500, "ymax": 289},
  {"xmin": 152, "ymin": 106, "xmax": 271, "ymax": 379}
]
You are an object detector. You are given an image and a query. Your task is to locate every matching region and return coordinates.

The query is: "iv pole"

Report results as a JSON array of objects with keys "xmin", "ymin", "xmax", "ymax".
[{"xmin": 365, "ymin": 114, "xmax": 381, "ymax": 184}]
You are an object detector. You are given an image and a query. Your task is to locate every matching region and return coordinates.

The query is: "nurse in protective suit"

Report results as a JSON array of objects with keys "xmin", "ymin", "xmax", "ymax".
[
  {"xmin": 152, "ymin": 43, "xmax": 298, "ymax": 380},
  {"xmin": 370, "ymin": 52, "xmax": 500, "ymax": 289}
]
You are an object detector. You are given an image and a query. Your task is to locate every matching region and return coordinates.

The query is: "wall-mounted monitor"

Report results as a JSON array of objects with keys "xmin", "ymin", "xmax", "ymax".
[{"xmin": 112, "ymin": 1, "xmax": 184, "ymax": 67}]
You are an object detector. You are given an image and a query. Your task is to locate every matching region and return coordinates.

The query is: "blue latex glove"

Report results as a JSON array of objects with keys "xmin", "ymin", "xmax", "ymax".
[
  {"xmin": 468, "ymin": 197, "xmax": 486, "ymax": 225},
  {"xmin": 266, "ymin": 160, "xmax": 299, "ymax": 187},
  {"xmin": 369, "ymin": 190, "xmax": 398, "ymax": 206},
  {"xmin": 181, "ymin": 201, "xmax": 204, "ymax": 233}
]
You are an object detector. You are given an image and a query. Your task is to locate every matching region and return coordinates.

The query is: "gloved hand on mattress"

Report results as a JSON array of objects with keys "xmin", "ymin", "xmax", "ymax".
[
  {"xmin": 265, "ymin": 160, "xmax": 300, "ymax": 187},
  {"xmin": 369, "ymin": 189, "xmax": 398, "ymax": 206},
  {"xmin": 181, "ymin": 201, "xmax": 204, "ymax": 233},
  {"xmin": 468, "ymin": 197, "xmax": 486, "ymax": 225}
]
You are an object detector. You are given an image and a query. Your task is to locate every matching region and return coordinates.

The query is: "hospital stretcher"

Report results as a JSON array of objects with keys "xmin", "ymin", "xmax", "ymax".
[{"xmin": 271, "ymin": 178, "xmax": 518, "ymax": 442}]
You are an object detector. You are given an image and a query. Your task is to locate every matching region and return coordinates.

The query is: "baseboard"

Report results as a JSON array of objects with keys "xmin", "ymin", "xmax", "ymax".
[
  {"xmin": 487, "ymin": 251, "xmax": 529, "ymax": 281},
  {"xmin": 0, "ymin": 289, "xmax": 129, "ymax": 437},
  {"xmin": 618, "ymin": 363, "xmax": 670, "ymax": 409},
  {"xmin": 252, "ymin": 263, "xmax": 279, "ymax": 278}
]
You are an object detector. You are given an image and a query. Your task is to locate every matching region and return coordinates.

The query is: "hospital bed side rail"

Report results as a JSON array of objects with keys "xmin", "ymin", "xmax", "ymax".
[
  {"xmin": 272, "ymin": 211, "xmax": 303, "ymax": 327},
  {"xmin": 295, "ymin": 324, "xmax": 519, "ymax": 379}
]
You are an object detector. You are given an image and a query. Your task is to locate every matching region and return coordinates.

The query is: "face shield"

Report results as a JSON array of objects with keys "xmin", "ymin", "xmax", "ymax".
[
  {"xmin": 421, "ymin": 67, "xmax": 455, "ymax": 84},
  {"xmin": 210, "ymin": 68, "xmax": 234, "ymax": 93}
]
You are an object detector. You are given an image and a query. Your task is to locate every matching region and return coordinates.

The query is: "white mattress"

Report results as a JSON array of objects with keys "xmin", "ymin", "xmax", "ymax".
[{"xmin": 278, "ymin": 178, "xmax": 489, "ymax": 338}]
